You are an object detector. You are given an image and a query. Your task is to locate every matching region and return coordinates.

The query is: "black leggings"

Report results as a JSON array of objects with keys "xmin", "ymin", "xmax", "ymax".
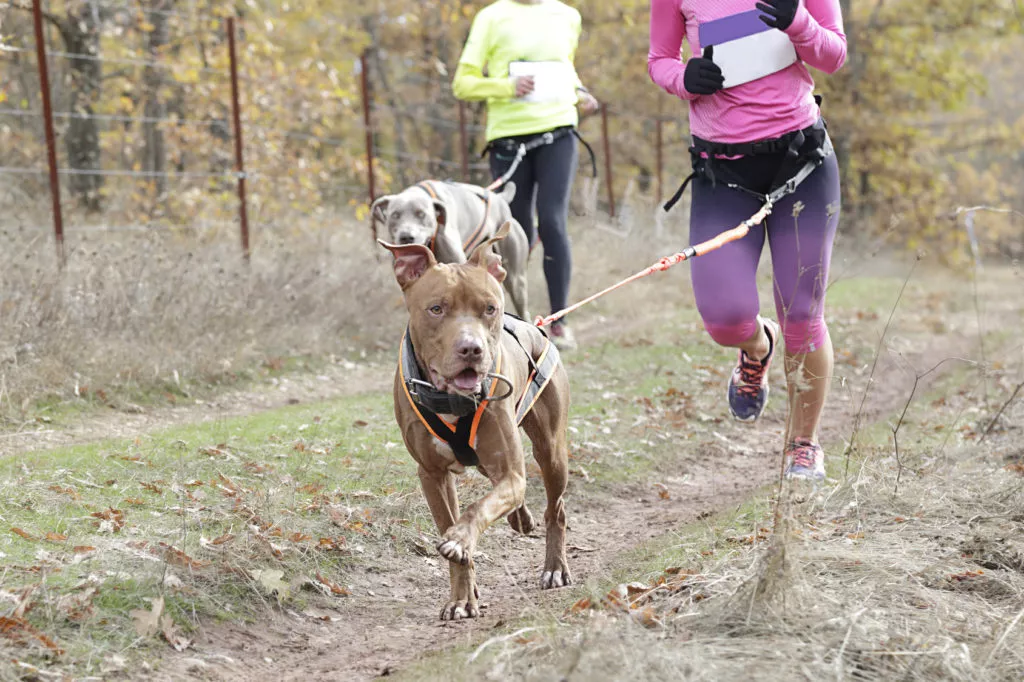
[{"xmin": 489, "ymin": 131, "xmax": 578, "ymax": 316}]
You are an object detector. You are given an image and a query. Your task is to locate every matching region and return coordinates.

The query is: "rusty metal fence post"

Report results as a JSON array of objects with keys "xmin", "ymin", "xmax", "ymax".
[
  {"xmin": 600, "ymin": 106, "xmax": 615, "ymax": 219},
  {"xmin": 457, "ymin": 101, "xmax": 469, "ymax": 182},
  {"xmin": 226, "ymin": 17, "xmax": 250, "ymax": 261},
  {"xmin": 32, "ymin": 0, "xmax": 65, "ymax": 267},
  {"xmin": 360, "ymin": 50, "xmax": 376, "ymax": 203}
]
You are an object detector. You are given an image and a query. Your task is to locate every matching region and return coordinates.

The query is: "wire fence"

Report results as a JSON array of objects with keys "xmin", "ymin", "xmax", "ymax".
[{"xmin": 1, "ymin": 4, "xmax": 692, "ymax": 265}]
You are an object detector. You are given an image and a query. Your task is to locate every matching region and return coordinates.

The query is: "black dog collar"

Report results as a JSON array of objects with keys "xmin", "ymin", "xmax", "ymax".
[{"xmin": 400, "ymin": 328, "xmax": 492, "ymax": 418}]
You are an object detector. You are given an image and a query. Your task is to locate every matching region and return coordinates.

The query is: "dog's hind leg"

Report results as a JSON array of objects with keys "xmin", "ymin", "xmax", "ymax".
[
  {"xmin": 504, "ymin": 272, "xmax": 530, "ymax": 321},
  {"xmin": 522, "ymin": 369, "xmax": 572, "ymax": 590},
  {"xmin": 497, "ymin": 218, "xmax": 531, "ymax": 319},
  {"xmin": 417, "ymin": 465, "xmax": 480, "ymax": 620}
]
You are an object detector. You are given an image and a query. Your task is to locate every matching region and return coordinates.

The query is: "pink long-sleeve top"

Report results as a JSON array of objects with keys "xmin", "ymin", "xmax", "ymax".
[{"xmin": 648, "ymin": 0, "xmax": 847, "ymax": 144}]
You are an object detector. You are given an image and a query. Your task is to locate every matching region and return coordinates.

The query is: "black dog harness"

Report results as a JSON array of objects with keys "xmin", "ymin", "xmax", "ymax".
[{"xmin": 398, "ymin": 315, "xmax": 560, "ymax": 467}]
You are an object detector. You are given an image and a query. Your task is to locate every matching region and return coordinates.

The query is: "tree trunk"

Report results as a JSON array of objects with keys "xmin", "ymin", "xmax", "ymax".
[
  {"xmin": 63, "ymin": 3, "xmax": 103, "ymax": 212},
  {"xmin": 142, "ymin": 0, "xmax": 171, "ymax": 200}
]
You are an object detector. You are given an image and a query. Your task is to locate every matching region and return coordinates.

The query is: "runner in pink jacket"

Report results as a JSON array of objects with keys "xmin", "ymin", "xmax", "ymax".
[{"xmin": 648, "ymin": 0, "xmax": 847, "ymax": 481}]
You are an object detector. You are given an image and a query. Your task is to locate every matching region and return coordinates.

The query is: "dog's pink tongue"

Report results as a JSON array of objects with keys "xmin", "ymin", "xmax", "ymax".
[{"xmin": 452, "ymin": 369, "xmax": 480, "ymax": 391}]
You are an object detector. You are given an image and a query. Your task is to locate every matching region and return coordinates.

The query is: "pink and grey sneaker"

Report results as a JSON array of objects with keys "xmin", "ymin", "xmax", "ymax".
[
  {"xmin": 726, "ymin": 318, "xmax": 780, "ymax": 422},
  {"xmin": 784, "ymin": 438, "xmax": 826, "ymax": 481}
]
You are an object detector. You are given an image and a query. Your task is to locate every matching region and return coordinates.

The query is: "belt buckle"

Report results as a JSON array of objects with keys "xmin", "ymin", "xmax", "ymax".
[{"xmin": 541, "ymin": 132, "xmax": 554, "ymax": 145}]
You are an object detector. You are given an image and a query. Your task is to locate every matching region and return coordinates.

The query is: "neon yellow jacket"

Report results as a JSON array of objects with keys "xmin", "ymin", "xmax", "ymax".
[{"xmin": 453, "ymin": 0, "xmax": 585, "ymax": 142}]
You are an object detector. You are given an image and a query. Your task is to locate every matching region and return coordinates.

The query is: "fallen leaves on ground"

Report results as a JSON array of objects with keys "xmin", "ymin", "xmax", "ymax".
[
  {"xmin": 315, "ymin": 573, "xmax": 351, "ymax": 596},
  {"xmin": 199, "ymin": 533, "xmax": 236, "ymax": 549},
  {"xmin": 0, "ymin": 616, "xmax": 64, "ymax": 654},
  {"xmin": 158, "ymin": 543, "xmax": 210, "ymax": 570},
  {"xmin": 251, "ymin": 569, "xmax": 291, "ymax": 601},
  {"xmin": 13, "ymin": 585, "xmax": 36, "ymax": 618},
  {"xmin": 161, "ymin": 614, "xmax": 192, "ymax": 651},
  {"xmin": 90, "ymin": 508, "xmax": 126, "ymax": 532},
  {"xmin": 47, "ymin": 485, "xmax": 80, "ymax": 500},
  {"xmin": 57, "ymin": 586, "xmax": 98, "ymax": 623},
  {"xmin": 317, "ymin": 536, "xmax": 346, "ymax": 552},
  {"xmin": 566, "ymin": 567, "xmax": 702, "ymax": 624},
  {"xmin": 201, "ymin": 444, "xmax": 232, "ymax": 458},
  {"xmin": 131, "ymin": 596, "xmax": 164, "ymax": 638}
]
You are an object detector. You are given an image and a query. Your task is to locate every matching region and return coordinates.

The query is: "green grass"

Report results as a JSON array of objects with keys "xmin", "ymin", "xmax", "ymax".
[
  {"xmin": 10, "ymin": 350, "xmax": 373, "ymax": 433},
  {"xmin": 1, "ymin": 267, "xmax": 1010, "ymax": 677},
  {"xmin": 0, "ymin": 304, "xmax": 728, "ymax": 674},
  {"xmin": 1, "ymin": 389, "xmax": 428, "ymax": 669}
]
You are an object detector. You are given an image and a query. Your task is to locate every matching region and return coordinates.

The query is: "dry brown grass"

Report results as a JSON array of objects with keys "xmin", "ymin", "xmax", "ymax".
[
  {"xmin": 0, "ymin": 187, "xmax": 686, "ymax": 427},
  {"xmin": 0, "ymin": 212, "xmax": 401, "ymax": 424},
  {"xmin": 447, "ymin": 426, "xmax": 1024, "ymax": 681}
]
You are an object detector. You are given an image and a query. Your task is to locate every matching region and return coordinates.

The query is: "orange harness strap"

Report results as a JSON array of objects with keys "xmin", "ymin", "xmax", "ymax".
[
  {"xmin": 461, "ymin": 192, "xmax": 491, "ymax": 254},
  {"xmin": 399, "ymin": 330, "xmax": 503, "ymax": 467},
  {"xmin": 415, "ymin": 181, "xmax": 441, "ymax": 253},
  {"xmin": 398, "ymin": 316, "xmax": 560, "ymax": 467}
]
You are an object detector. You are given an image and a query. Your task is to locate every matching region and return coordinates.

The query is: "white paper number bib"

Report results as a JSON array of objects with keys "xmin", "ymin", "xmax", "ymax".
[{"xmin": 698, "ymin": 9, "xmax": 798, "ymax": 89}]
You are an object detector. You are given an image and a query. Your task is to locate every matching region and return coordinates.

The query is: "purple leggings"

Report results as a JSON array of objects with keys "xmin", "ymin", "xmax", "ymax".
[{"xmin": 689, "ymin": 151, "xmax": 841, "ymax": 354}]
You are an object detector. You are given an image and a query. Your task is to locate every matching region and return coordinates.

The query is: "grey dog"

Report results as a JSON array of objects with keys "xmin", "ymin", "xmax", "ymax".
[{"xmin": 370, "ymin": 180, "xmax": 530, "ymax": 319}]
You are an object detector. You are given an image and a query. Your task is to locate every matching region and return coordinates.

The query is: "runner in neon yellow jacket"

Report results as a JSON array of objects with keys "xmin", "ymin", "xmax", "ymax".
[{"xmin": 452, "ymin": 0, "xmax": 598, "ymax": 351}]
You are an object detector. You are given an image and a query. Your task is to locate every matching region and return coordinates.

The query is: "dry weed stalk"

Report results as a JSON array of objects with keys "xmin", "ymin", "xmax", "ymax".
[
  {"xmin": 843, "ymin": 253, "xmax": 921, "ymax": 477},
  {"xmin": 0, "ymin": 220, "xmax": 397, "ymax": 422}
]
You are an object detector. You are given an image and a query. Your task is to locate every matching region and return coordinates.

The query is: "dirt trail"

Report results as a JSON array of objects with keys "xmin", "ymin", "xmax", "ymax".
[
  {"xmin": 6, "ymin": 261, "xmax": 1017, "ymax": 680},
  {"xmin": 154, "ymin": 422, "xmax": 784, "ymax": 682},
  {"xmin": 152, "ymin": 265, "xmax": 1024, "ymax": 681},
  {"xmin": 1, "ymin": 361, "xmax": 390, "ymax": 456},
  {"xmin": 150, "ymin": 329, "xmax": 971, "ymax": 682}
]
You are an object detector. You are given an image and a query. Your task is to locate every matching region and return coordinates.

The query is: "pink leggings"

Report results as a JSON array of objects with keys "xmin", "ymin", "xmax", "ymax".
[{"xmin": 689, "ymin": 152, "xmax": 840, "ymax": 354}]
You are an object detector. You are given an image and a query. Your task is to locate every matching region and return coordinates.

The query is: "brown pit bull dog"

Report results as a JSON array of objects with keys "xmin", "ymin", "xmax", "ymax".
[{"xmin": 378, "ymin": 222, "xmax": 572, "ymax": 621}]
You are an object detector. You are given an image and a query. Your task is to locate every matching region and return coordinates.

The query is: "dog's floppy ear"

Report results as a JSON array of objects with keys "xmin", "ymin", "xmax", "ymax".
[
  {"xmin": 432, "ymin": 199, "xmax": 448, "ymax": 231},
  {"xmin": 369, "ymin": 195, "xmax": 393, "ymax": 243},
  {"xmin": 377, "ymin": 240, "xmax": 438, "ymax": 290},
  {"xmin": 467, "ymin": 221, "xmax": 509, "ymax": 283},
  {"xmin": 497, "ymin": 180, "xmax": 517, "ymax": 204}
]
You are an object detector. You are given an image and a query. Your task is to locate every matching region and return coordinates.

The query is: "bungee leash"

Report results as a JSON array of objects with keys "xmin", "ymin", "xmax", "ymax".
[{"xmin": 532, "ymin": 154, "xmax": 825, "ymax": 329}]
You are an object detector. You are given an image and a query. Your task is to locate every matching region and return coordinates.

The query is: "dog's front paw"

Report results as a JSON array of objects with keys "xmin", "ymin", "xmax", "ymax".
[
  {"xmin": 540, "ymin": 561, "xmax": 572, "ymax": 590},
  {"xmin": 440, "ymin": 596, "xmax": 480, "ymax": 621},
  {"xmin": 440, "ymin": 579, "xmax": 480, "ymax": 621},
  {"xmin": 437, "ymin": 527, "xmax": 475, "ymax": 566}
]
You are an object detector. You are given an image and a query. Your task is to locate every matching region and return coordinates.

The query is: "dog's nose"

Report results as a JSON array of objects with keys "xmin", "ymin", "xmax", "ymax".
[
  {"xmin": 456, "ymin": 337, "xmax": 483, "ymax": 359},
  {"xmin": 397, "ymin": 233, "xmax": 415, "ymax": 245}
]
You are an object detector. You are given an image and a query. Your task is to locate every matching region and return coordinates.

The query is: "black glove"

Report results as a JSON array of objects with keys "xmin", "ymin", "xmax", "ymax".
[
  {"xmin": 756, "ymin": 0, "xmax": 799, "ymax": 30},
  {"xmin": 683, "ymin": 46, "xmax": 724, "ymax": 96}
]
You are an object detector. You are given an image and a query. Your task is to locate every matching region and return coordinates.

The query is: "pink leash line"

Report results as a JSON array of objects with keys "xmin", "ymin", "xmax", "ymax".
[{"xmin": 533, "ymin": 204, "xmax": 772, "ymax": 328}]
